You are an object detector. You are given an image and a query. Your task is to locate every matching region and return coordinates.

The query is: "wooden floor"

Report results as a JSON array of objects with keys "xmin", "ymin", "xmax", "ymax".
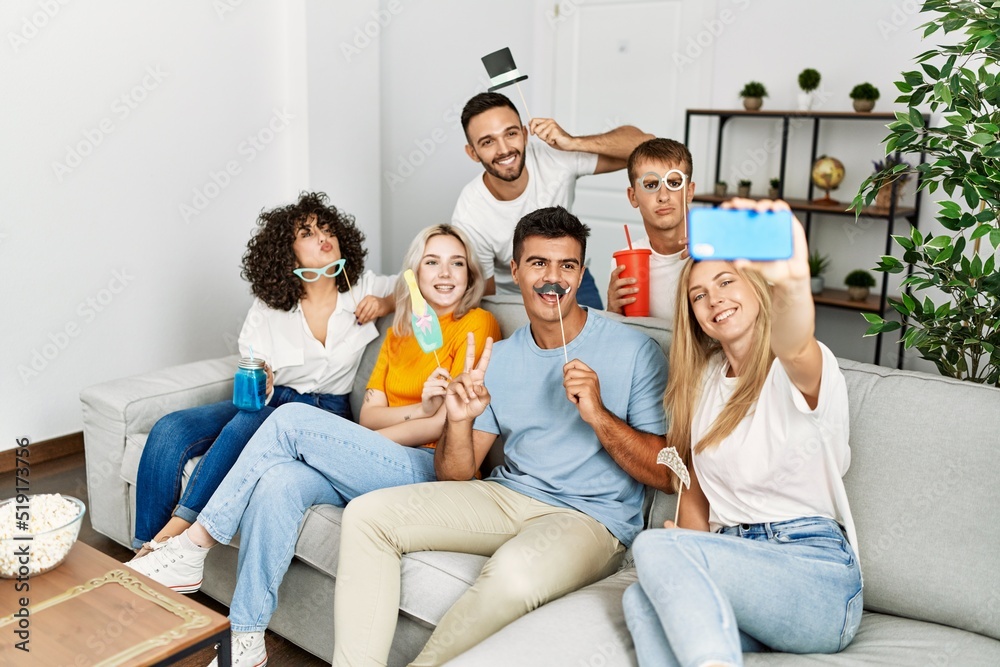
[{"xmin": 0, "ymin": 452, "xmax": 328, "ymax": 666}]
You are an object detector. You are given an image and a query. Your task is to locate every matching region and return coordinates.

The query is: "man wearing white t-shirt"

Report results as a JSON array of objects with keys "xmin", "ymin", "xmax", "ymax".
[
  {"xmin": 607, "ymin": 138, "xmax": 693, "ymax": 328},
  {"xmin": 453, "ymin": 92, "xmax": 652, "ymax": 309}
]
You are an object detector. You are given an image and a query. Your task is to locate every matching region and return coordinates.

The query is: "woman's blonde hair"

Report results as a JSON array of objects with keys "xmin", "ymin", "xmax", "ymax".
[
  {"xmin": 392, "ymin": 224, "xmax": 486, "ymax": 336},
  {"xmin": 665, "ymin": 259, "xmax": 775, "ymax": 470}
]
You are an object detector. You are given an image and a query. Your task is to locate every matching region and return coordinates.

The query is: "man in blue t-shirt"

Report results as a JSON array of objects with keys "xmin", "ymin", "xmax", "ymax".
[{"xmin": 332, "ymin": 207, "xmax": 670, "ymax": 667}]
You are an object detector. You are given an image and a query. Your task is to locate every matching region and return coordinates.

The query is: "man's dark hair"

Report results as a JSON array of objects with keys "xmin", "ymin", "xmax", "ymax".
[
  {"xmin": 461, "ymin": 92, "xmax": 520, "ymax": 142},
  {"xmin": 626, "ymin": 137, "xmax": 694, "ymax": 185},
  {"xmin": 512, "ymin": 206, "xmax": 590, "ymax": 264}
]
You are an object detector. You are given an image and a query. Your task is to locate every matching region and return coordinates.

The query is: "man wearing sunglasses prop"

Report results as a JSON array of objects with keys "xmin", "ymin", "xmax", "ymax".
[{"xmin": 607, "ymin": 138, "xmax": 695, "ymax": 328}]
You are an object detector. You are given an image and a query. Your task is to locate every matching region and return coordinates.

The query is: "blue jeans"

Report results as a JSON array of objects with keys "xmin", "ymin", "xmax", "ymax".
[
  {"xmin": 623, "ymin": 517, "xmax": 863, "ymax": 667},
  {"xmin": 196, "ymin": 402, "xmax": 437, "ymax": 632},
  {"xmin": 132, "ymin": 386, "xmax": 351, "ymax": 548},
  {"xmin": 578, "ymin": 268, "xmax": 603, "ymax": 310}
]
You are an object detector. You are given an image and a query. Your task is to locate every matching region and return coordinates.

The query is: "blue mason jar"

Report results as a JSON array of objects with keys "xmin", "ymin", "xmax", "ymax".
[{"xmin": 233, "ymin": 358, "xmax": 267, "ymax": 411}]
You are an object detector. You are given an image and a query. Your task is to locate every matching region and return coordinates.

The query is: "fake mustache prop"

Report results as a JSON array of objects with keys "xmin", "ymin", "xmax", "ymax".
[{"xmin": 533, "ymin": 283, "xmax": 571, "ymax": 363}]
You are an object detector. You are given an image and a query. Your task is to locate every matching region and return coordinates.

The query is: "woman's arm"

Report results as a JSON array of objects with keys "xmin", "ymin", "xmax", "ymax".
[
  {"xmin": 375, "ymin": 403, "xmax": 447, "ymax": 447},
  {"xmin": 673, "ymin": 461, "xmax": 711, "ymax": 531},
  {"xmin": 358, "ymin": 367, "xmax": 450, "ymax": 431}
]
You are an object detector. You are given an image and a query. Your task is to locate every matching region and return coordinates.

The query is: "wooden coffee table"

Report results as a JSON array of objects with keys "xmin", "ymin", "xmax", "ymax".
[{"xmin": 0, "ymin": 541, "xmax": 230, "ymax": 666}]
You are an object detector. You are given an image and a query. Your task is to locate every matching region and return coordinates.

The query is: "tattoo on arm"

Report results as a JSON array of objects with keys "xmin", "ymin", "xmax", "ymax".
[
  {"xmin": 404, "ymin": 414, "xmax": 411, "ymax": 421},
  {"xmin": 364, "ymin": 389, "xmax": 375, "ymax": 403}
]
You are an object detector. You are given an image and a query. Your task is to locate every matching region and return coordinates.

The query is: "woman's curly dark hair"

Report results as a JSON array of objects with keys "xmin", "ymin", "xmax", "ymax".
[{"xmin": 241, "ymin": 192, "xmax": 368, "ymax": 311}]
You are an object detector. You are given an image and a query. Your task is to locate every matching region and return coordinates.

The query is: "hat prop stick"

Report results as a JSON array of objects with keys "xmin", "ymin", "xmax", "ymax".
[
  {"xmin": 533, "ymin": 283, "xmax": 571, "ymax": 363},
  {"xmin": 481, "ymin": 47, "xmax": 531, "ymax": 120},
  {"xmin": 656, "ymin": 446, "xmax": 691, "ymax": 526},
  {"xmin": 403, "ymin": 269, "xmax": 444, "ymax": 367}
]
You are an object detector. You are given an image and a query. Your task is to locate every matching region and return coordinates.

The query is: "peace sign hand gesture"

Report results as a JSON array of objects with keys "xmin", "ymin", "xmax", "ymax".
[{"xmin": 445, "ymin": 332, "xmax": 494, "ymax": 423}]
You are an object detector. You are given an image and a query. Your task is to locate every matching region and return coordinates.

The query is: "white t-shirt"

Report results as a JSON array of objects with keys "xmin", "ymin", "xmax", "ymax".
[
  {"xmin": 238, "ymin": 270, "xmax": 397, "ymax": 396},
  {"xmin": 452, "ymin": 141, "xmax": 598, "ymax": 295},
  {"xmin": 609, "ymin": 236, "xmax": 686, "ymax": 327},
  {"xmin": 691, "ymin": 342, "xmax": 859, "ymax": 557}
]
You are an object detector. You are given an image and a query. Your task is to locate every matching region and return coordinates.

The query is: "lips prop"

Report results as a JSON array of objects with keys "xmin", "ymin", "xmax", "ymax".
[
  {"xmin": 534, "ymin": 283, "xmax": 571, "ymax": 363},
  {"xmin": 403, "ymin": 269, "xmax": 444, "ymax": 367}
]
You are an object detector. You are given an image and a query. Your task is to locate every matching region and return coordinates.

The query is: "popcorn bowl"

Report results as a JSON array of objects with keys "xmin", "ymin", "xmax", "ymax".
[{"xmin": 0, "ymin": 494, "xmax": 86, "ymax": 578}]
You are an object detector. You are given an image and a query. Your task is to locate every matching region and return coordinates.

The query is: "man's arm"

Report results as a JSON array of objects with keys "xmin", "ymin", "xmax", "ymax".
[{"xmin": 529, "ymin": 118, "xmax": 653, "ymax": 174}]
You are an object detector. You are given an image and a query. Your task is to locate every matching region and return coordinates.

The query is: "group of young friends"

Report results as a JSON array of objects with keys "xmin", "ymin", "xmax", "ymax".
[{"xmin": 125, "ymin": 92, "xmax": 863, "ymax": 667}]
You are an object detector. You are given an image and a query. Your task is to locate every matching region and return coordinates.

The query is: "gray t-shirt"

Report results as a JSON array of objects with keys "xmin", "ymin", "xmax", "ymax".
[{"xmin": 474, "ymin": 311, "xmax": 668, "ymax": 546}]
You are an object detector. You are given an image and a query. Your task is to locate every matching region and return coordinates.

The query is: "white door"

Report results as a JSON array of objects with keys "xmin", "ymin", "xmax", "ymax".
[{"xmin": 539, "ymin": 0, "xmax": 717, "ymax": 299}]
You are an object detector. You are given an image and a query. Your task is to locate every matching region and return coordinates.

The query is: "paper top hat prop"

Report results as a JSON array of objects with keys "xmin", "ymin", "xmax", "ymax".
[
  {"xmin": 403, "ymin": 269, "xmax": 444, "ymax": 355},
  {"xmin": 482, "ymin": 47, "xmax": 528, "ymax": 92}
]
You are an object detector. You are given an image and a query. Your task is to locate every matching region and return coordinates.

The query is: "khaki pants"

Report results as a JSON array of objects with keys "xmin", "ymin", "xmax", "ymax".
[{"xmin": 332, "ymin": 480, "xmax": 625, "ymax": 667}]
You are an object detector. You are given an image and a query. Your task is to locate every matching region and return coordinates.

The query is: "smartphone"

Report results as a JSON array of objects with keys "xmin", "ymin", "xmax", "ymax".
[{"xmin": 687, "ymin": 208, "xmax": 794, "ymax": 261}]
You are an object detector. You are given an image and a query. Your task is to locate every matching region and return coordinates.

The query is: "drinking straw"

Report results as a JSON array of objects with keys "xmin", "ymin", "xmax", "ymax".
[{"xmin": 624, "ymin": 224, "xmax": 633, "ymax": 250}]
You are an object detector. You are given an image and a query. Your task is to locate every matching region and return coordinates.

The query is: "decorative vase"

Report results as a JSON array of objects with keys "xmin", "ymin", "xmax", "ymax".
[
  {"xmin": 743, "ymin": 96, "xmax": 763, "ymax": 111},
  {"xmin": 811, "ymin": 276, "xmax": 824, "ymax": 295},
  {"xmin": 768, "ymin": 187, "xmax": 780, "ymax": 199},
  {"xmin": 853, "ymin": 99, "xmax": 875, "ymax": 112},
  {"xmin": 873, "ymin": 183, "xmax": 901, "ymax": 211},
  {"xmin": 737, "ymin": 185, "xmax": 751, "ymax": 198},
  {"xmin": 847, "ymin": 286, "xmax": 870, "ymax": 301},
  {"xmin": 714, "ymin": 183, "xmax": 728, "ymax": 197},
  {"xmin": 797, "ymin": 92, "xmax": 813, "ymax": 111}
]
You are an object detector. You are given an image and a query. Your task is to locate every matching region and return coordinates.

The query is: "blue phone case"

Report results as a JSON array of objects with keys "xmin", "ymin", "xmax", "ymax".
[{"xmin": 687, "ymin": 208, "xmax": 794, "ymax": 261}]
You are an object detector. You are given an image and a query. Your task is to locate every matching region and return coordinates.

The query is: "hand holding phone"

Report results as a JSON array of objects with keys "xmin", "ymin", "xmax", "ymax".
[{"xmin": 687, "ymin": 207, "xmax": 794, "ymax": 261}]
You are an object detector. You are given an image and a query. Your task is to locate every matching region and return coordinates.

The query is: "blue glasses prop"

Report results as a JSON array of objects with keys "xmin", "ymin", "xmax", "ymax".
[
  {"xmin": 635, "ymin": 169, "xmax": 688, "ymax": 193},
  {"xmin": 293, "ymin": 259, "xmax": 346, "ymax": 283}
]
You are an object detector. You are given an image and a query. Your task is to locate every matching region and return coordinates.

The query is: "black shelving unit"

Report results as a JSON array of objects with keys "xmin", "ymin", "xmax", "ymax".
[{"xmin": 683, "ymin": 108, "xmax": 928, "ymax": 368}]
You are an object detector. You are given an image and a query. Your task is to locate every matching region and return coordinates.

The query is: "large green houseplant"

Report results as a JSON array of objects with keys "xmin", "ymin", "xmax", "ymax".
[{"xmin": 852, "ymin": 0, "xmax": 1000, "ymax": 386}]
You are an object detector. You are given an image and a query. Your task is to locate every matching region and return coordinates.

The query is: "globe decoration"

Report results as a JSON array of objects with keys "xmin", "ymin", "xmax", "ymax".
[{"xmin": 811, "ymin": 155, "xmax": 845, "ymax": 206}]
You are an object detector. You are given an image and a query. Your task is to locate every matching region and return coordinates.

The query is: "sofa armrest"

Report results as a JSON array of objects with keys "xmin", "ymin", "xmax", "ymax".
[{"xmin": 79, "ymin": 355, "xmax": 239, "ymax": 546}]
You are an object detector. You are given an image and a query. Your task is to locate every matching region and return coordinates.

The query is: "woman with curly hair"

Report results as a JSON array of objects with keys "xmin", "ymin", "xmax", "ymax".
[
  {"xmin": 132, "ymin": 192, "xmax": 396, "ymax": 558},
  {"xmin": 128, "ymin": 224, "xmax": 501, "ymax": 667}
]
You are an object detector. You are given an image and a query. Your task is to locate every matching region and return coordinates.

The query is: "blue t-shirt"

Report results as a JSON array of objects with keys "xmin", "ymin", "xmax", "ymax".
[{"xmin": 474, "ymin": 311, "xmax": 668, "ymax": 546}]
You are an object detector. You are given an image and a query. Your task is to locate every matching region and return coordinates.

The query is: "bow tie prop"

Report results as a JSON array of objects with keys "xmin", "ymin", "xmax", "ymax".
[
  {"xmin": 403, "ymin": 269, "xmax": 443, "ymax": 367},
  {"xmin": 482, "ymin": 47, "xmax": 532, "ymax": 121},
  {"xmin": 656, "ymin": 446, "xmax": 691, "ymax": 526},
  {"xmin": 533, "ymin": 283, "xmax": 571, "ymax": 363}
]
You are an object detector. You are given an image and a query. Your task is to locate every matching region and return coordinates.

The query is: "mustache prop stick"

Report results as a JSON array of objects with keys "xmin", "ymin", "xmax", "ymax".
[
  {"xmin": 403, "ymin": 269, "xmax": 444, "ymax": 367},
  {"xmin": 481, "ymin": 47, "xmax": 532, "ymax": 121},
  {"xmin": 533, "ymin": 283, "xmax": 571, "ymax": 363}
]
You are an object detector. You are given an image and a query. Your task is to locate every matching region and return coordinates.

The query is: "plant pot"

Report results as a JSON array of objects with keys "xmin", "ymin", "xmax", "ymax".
[
  {"xmin": 797, "ymin": 91, "xmax": 813, "ymax": 111},
  {"xmin": 737, "ymin": 185, "xmax": 751, "ymax": 198},
  {"xmin": 742, "ymin": 96, "xmax": 763, "ymax": 111},
  {"xmin": 768, "ymin": 187, "xmax": 780, "ymax": 199},
  {"xmin": 873, "ymin": 183, "xmax": 901, "ymax": 211},
  {"xmin": 853, "ymin": 98, "xmax": 875, "ymax": 112},
  {"xmin": 810, "ymin": 276, "xmax": 824, "ymax": 295},
  {"xmin": 847, "ymin": 286, "xmax": 870, "ymax": 301},
  {"xmin": 714, "ymin": 183, "xmax": 728, "ymax": 197}
]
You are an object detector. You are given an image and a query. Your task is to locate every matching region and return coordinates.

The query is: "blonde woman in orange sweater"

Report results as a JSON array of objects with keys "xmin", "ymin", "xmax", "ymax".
[{"xmin": 128, "ymin": 225, "xmax": 501, "ymax": 667}]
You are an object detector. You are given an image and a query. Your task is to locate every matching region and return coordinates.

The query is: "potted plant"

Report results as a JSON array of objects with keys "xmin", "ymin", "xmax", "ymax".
[
  {"xmin": 869, "ymin": 155, "xmax": 912, "ymax": 211},
  {"xmin": 768, "ymin": 178, "xmax": 781, "ymax": 199},
  {"xmin": 853, "ymin": 1, "xmax": 1000, "ymax": 386},
  {"xmin": 739, "ymin": 81, "xmax": 767, "ymax": 111},
  {"xmin": 714, "ymin": 181, "xmax": 728, "ymax": 197},
  {"xmin": 844, "ymin": 269, "xmax": 876, "ymax": 301},
  {"xmin": 808, "ymin": 250, "xmax": 830, "ymax": 295},
  {"xmin": 850, "ymin": 83, "xmax": 880, "ymax": 112},
  {"xmin": 797, "ymin": 68, "xmax": 821, "ymax": 110},
  {"xmin": 737, "ymin": 179, "xmax": 752, "ymax": 197}
]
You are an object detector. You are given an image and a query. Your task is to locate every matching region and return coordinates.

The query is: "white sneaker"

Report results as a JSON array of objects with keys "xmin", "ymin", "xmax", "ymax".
[
  {"xmin": 131, "ymin": 537, "xmax": 168, "ymax": 561},
  {"xmin": 125, "ymin": 534, "xmax": 207, "ymax": 593},
  {"xmin": 209, "ymin": 631, "xmax": 267, "ymax": 667}
]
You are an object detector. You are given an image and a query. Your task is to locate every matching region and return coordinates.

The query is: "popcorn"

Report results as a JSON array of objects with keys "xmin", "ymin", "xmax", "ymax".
[{"xmin": 0, "ymin": 494, "xmax": 84, "ymax": 578}]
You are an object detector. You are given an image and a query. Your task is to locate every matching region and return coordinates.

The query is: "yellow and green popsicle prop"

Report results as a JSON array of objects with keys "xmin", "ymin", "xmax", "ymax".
[{"xmin": 403, "ymin": 269, "xmax": 443, "ymax": 367}]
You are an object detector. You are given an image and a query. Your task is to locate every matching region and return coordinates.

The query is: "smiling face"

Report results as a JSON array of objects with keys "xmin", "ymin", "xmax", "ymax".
[
  {"xmin": 292, "ymin": 214, "xmax": 341, "ymax": 269},
  {"xmin": 627, "ymin": 158, "xmax": 695, "ymax": 236},
  {"xmin": 687, "ymin": 260, "xmax": 761, "ymax": 347},
  {"xmin": 417, "ymin": 233, "xmax": 470, "ymax": 317},
  {"xmin": 464, "ymin": 106, "xmax": 528, "ymax": 182},
  {"xmin": 511, "ymin": 234, "xmax": 584, "ymax": 325}
]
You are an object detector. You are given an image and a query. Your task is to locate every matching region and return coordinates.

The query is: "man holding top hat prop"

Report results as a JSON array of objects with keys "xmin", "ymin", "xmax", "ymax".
[
  {"xmin": 331, "ymin": 207, "xmax": 669, "ymax": 666},
  {"xmin": 453, "ymin": 48, "xmax": 652, "ymax": 310}
]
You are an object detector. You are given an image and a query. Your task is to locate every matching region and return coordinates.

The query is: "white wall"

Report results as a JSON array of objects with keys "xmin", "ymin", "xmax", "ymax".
[{"xmin": 0, "ymin": 1, "xmax": 381, "ymax": 452}]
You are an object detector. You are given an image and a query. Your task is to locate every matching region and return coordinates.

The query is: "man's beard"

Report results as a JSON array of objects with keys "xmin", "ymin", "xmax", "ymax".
[{"xmin": 480, "ymin": 150, "xmax": 525, "ymax": 182}]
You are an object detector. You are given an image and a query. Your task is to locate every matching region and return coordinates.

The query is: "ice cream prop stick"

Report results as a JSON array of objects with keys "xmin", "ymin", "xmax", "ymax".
[
  {"xmin": 482, "ymin": 47, "xmax": 531, "ymax": 120},
  {"xmin": 533, "ymin": 283, "xmax": 571, "ymax": 363},
  {"xmin": 656, "ymin": 446, "xmax": 691, "ymax": 526},
  {"xmin": 402, "ymin": 269, "xmax": 443, "ymax": 367}
]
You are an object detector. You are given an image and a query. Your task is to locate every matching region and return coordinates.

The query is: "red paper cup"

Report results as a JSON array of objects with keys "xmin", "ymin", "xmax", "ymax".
[{"xmin": 613, "ymin": 248, "xmax": 652, "ymax": 317}]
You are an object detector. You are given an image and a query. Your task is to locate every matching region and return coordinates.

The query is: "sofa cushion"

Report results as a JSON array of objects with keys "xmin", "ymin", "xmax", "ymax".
[
  {"xmin": 837, "ymin": 359, "xmax": 1000, "ymax": 641},
  {"xmin": 445, "ymin": 568, "xmax": 1000, "ymax": 666}
]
